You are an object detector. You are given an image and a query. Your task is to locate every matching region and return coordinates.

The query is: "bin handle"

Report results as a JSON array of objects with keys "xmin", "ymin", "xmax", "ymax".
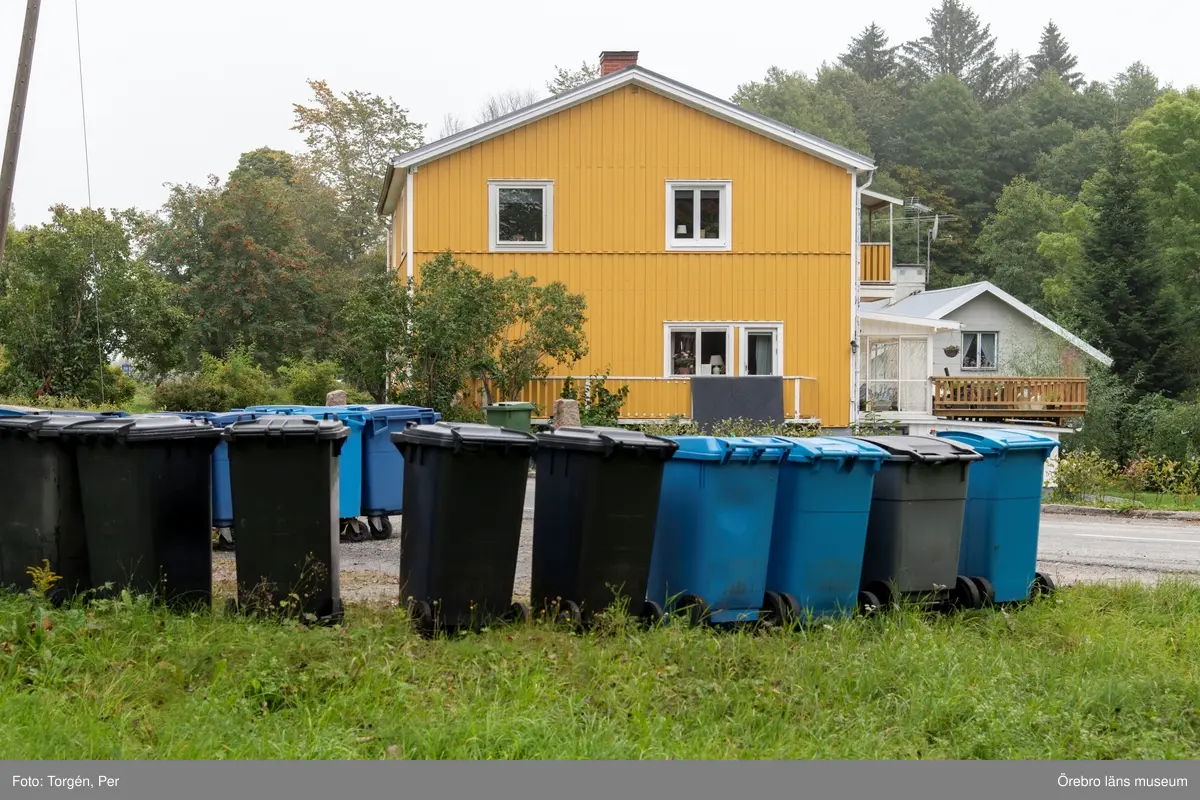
[{"xmin": 719, "ymin": 442, "xmax": 778, "ymax": 465}]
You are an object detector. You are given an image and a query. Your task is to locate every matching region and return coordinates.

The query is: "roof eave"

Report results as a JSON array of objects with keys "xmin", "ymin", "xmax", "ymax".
[{"xmin": 386, "ymin": 66, "xmax": 875, "ymax": 175}]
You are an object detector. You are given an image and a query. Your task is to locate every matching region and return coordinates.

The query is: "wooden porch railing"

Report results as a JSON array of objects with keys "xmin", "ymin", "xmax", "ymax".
[
  {"xmin": 932, "ymin": 376, "xmax": 1088, "ymax": 424},
  {"xmin": 466, "ymin": 376, "xmax": 820, "ymax": 423},
  {"xmin": 860, "ymin": 243, "xmax": 891, "ymax": 283}
]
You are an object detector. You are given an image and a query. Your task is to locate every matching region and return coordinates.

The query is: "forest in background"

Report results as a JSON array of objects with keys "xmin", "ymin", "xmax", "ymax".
[{"xmin": 1, "ymin": 0, "xmax": 1198, "ymax": 460}]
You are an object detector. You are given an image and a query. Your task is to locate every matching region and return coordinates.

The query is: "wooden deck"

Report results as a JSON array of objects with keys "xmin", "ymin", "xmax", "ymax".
[{"xmin": 932, "ymin": 376, "xmax": 1087, "ymax": 426}]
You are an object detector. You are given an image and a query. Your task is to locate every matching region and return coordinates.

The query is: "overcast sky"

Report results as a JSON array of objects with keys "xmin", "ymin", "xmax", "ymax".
[{"xmin": 1, "ymin": 0, "xmax": 1194, "ymax": 226}]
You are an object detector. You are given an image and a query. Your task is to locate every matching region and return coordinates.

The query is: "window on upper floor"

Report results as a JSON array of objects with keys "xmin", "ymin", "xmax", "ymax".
[
  {"xmin": 489, "ymin": 180, "xmax": 554, "ymax": 252},
  {"xmin": 962, "ymin": 332, "xmax": 998, "ymax": 371},
  {"xmin": 666, "ymin": 181, "xmax": 731, "ymax": 251}
]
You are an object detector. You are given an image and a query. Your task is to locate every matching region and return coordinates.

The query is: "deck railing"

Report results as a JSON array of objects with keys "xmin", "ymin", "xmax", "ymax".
[
  {"xmin": 466, "ymin": 375, "xmax": 820, "ymax": 423},
  {"xmin": 932, "ymin": 376, "xmax": 1088, "ymax": 422},
  {"xmin": 860, "ymin": 243, "xmax": 891, "ymax": 283}
]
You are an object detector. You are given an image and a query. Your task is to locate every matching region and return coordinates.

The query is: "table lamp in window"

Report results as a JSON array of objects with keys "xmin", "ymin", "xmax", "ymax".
[{"xmin": 709, "ymin": 354, "xmax": 724, "ymax": 375}]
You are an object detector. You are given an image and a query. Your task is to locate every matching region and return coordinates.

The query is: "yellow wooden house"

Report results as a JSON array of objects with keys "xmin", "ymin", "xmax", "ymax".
[{"xmin": 377, "ymin": 51, "xmax": 883, "ymax": 428}]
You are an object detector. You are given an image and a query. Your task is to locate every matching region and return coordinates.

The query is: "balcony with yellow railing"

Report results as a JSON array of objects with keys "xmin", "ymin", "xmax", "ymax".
[
  {"xmin": 932, "ymin": 376, "xmax": 1088, "ymax": 425},
  {"xmin": 466, "ymin": 376, "xmax": 821, "ymax": 423},
  {"xmin": 860, "ymin": 243, "xmax": 891, "ymax": 283}
]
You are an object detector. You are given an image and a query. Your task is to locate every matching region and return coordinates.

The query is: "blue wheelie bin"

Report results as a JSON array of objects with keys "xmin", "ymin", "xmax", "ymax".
[
  {"xmin": 936, "ymin": 429, "xmax": 1060, "ymax": 603},
  {"xmin": 356, "ymin": 404, "xmax": 440, "ymax": 539},
  {"xmin": 646, "ymin": 436, "xmax": 791, "ymax": 626},
  {"xmin": 763, "ymin": 436, "xmax": 890, "ymax": 621}
]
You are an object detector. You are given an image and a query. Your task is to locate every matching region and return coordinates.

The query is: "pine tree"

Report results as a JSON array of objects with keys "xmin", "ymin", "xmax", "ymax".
[
  {"xmin": 840, "ymin": 23, "xmax": 898, "ymax": 82},
  {"xmin": 1027, "ymin": 21, "xmax": 1084, "ymax": 89},
  {"xmin": 1074, "ymin": 140, "xmax": 1186, "ymax": 396},
  {"xmin": 901, "ymin": 0, "xmax": 1000, "ymax": 100}
]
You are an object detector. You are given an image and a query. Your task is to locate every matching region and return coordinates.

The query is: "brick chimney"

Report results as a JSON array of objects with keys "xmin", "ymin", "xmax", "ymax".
[{"xmin": 599, "ymin": 51, "xmax": 639, "ymax": 76}]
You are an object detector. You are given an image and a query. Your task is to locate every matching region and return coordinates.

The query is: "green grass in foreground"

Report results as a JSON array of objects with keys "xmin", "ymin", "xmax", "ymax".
[{"xmin": 1, "ymin": 582, "xmax": 1199, "ymax": 760}]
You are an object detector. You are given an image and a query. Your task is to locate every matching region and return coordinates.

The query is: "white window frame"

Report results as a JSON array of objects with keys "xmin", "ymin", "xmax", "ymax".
[
  {"xmin": 488, "ymin": 179, "xmax": 554, "ymax": 253},
  {"xmin": 663, "ymin": 323, "xmax": 735, "ymax": 377},
  {"xmin": 738, "ymin": 324, "xmax": 784, "ymax": 377},
  {"xmin": 860, "ymin": 334, "xmax": 931, "ymax": 416},
  {"xmin": 665, "ymin": 180, "xmax": 732, "ymax": 252},
  {"xmin": 961, "ymin": 331, "xmax": 999, "ymax": 371}
]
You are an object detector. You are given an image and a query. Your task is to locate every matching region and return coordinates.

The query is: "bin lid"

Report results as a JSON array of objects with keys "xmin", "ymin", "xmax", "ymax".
[
  {"xmin": 936, "ymin": 429, "xmax": 1058, "ymax": 456},
  {"xmin": 768, "ymin": 435, "xmax": 890, "ymax": 464},
  {"xmin": 224, "ymin": 414, "xmax": 348, "ymax": 440},
  {"xmin": 392, "ymin": 421, "xmax": 537, "ymax": 453},
  {"xmin": 535, "ymin": 426, "xmax": 679, "ymax": 458},
  {"xmin": 0, "ymin": 413, "xmax": 100, "ymax": 439},
  {"xmin": 667, "ymin": 435, "xmax": 790, "ymax": 464},
  {"xmin": 484, "ymin": 401, "xmax": 536, "ymax": 411},
  {"xmin": 286, "ymin": 407, "xmax": 369, "ymax": 428},
  {"xmin": 354, "ymin": 404, "xmax": 436, "ymax": 420},
  {"xmin": 57, "ymin": 414, "xmax": 224, "ymax": 442},
  {"xmin": 851, "ymin": 435, "xmax": 983, "ymax": 464}
]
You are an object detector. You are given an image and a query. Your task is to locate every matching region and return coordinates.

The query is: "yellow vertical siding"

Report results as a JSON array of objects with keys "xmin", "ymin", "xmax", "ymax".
[{"xmin": 399, "ymin": 84, "xmax": 854, "ymax": 426}]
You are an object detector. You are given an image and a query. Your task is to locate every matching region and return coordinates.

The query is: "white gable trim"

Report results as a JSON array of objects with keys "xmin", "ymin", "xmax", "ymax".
[
  {"xmin": 927, "ymin": 282, "xmax": 1113, "ymax": 367},
  {"xmin": 859, "ymin": 310, "xmax": 961, "ymax": 331},
  {"xmin": 377, "ymin": 66, "xmax": 874, "ymax": 214}
]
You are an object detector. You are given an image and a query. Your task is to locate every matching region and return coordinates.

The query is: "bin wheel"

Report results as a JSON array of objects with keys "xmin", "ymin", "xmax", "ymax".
[
  {"xmin": 675, "ymin": 594, "xmax": 710, "ymax": 628},
  {"xmin": 407, "ymin": 599, "xmax": 436, "ymax": 638},
  {"xmin": 950, "ymin": 575, "xmax": 982, "ymax": 611},
  {"xmin": 639, "ymin": 600, "xmax": 666, "ymax": 628},
  {"xmin": 760, "ymin": 590, "xmax": 798, "ymax": 629},
  {"xmin": 214, "ymin": 527, "xmax": 235, "ymax": 552},
  {"xmin": 971, "ymin": 576, "xmax": 995, "ymax": 607},
  {"xmin": 863, "ymin": 580, "xmax": 894, "ymax": 609},
  {"xmin": 369, "ymin": 517, "xmax": 393, "ymax": 540},
  {"xmin": 857, "ymin": 590, "xmax": 882, "ymax": 617},
  {"xmin": 555, "ymin": 599, "xmax": 582, "ymax": 628},
  {"xmin": 343, "ymin": 519, "xmax": 370, "ymax": 543},
  {"xmin": 1032, "ymin": 571, "xmax": 1056, "ymax": 598},
  {"xmin": 504, "ymin": 602, "xmax": 531, "ymax": 625}
]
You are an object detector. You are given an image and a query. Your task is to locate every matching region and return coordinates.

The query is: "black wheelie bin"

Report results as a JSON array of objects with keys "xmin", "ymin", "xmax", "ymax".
[
  {"xmin": 531, "ymin": 426, "xmax": 678, "ymax": 627},
  {"xmin": 391, "ymin": 422, "xmax": 536, "ymax": 636},
  {"xmin": 60, "ymin": 415, "xmax": 223, "ymax": 609},
  {"xmin": 0, "ymin": 414, "xmax": 96, "ymax": 602},
  {"xmin": 224, "ymin": 415, "xmax": 349, "ymax": 624},
  {"xmin": 852, "ymin": 435, "xmax": 985, "ymax": 611}
]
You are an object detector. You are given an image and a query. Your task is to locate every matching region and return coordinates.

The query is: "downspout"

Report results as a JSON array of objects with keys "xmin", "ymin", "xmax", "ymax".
[{"xmin": 851, "ymin": 168, "xmax": 875, "ymax": 428}]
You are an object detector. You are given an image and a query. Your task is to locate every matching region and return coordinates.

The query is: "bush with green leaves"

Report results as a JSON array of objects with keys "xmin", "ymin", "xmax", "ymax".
[
  {"xmin": 1051, "ymin": 449, "xmax": 1118, "ymax": 501},
  {"xmin": 153, "ymin": 346, "xmax": 282, "ymax": 412},
  {"xmin": 276, "ymin": 358, "xmax": 370, "ymax": 405},
  {"xmin": 560, "ymin": 371, "xmax": 629, "ymax": 427}
]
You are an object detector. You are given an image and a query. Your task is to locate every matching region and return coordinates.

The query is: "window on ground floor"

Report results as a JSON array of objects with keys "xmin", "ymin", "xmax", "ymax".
[
  {"xmin": 859, "ymin": 335, "xmax": 929, "ymax": 414},
  {"xmin": 961, "ymin": 331, "xmax": 998, "ymax": 370},
  {"xmin": 664, "ymin": 323, "xmax": 782, "ymax": 377}
]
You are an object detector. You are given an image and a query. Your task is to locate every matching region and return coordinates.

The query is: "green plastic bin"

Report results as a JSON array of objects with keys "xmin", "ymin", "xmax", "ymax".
[{"xmin": 484, "ymin": 401, "xmax": 536, "ymax": 432}]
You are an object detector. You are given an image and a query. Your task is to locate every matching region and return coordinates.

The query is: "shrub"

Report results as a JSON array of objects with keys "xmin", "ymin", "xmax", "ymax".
[
  {"xmin": 1051, "ymin": 449, "xmax": 1118, "ymax": 502},
  {"xmin": 560, "ymin": 371, "xmax": 630, "ymax": 427},
  {"xmin": 277, "ymin": 358, "xmax": 343, "ymax": 405},
  {"xmin": 153, "ymin": 346, "xmax": 282, "ymax": 412}
]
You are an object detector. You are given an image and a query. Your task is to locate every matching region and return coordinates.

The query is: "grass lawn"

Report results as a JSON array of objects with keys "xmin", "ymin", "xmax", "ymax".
[
  {"xmin": 1088, "ymin": 486, "xmax": 1200, "ymax": 511},
  {"xmin": 1, "ymin": 581, "xmax": 1198, "ymax": 760}
]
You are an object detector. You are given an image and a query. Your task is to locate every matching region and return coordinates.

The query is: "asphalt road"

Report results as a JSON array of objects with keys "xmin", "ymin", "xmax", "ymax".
[{"xmin": 213, "ymin": 477, "xmax": 1200, "ymax": 603}]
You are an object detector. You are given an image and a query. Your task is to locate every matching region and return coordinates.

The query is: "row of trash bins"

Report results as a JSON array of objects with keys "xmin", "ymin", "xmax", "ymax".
[{"xmin": 0, "ymin": 399, "xmax": 1058, "ymax": 633}]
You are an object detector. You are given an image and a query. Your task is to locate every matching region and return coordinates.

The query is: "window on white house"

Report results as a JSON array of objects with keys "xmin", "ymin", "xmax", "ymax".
[
  {"xmin": 962, "ymin": 332, "xmax": 997, "ymax": 370},
  {"xmin": 489, "ymin": 180, "xmax": 553, "ymax": 252},
  {"xmin": 860, "ymin": 336, "xmax": 929, "ymax": 414},
  {"xmin": 667, "ymin": 181, "xmax": 731, "ymax": 250}
]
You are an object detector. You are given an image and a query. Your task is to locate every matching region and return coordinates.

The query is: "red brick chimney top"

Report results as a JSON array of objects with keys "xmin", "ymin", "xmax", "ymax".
[{"xmin": 599, "ymin": 51, "xmax": 639, "ymax": 76}]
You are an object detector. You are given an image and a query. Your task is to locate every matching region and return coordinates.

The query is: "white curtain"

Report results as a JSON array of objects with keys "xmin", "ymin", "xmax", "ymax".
[{"xmin": 754, "ymin": 335, "xmax": 773, "ymax": 375}]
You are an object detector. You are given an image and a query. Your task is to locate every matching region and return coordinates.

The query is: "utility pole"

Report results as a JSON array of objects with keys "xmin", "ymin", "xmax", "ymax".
[{"xmin": 0, "ymin": 0, "xmax": 42, "ymax": 269}]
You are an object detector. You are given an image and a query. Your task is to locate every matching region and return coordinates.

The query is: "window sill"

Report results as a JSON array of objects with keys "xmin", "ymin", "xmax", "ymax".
[
  {"xmin": 489, "ymin": 244, "xmax": 553, "ymax": 253},
  {"xmin": 666, "ymin": 242, "xmax": 731, "ymax": 252}
]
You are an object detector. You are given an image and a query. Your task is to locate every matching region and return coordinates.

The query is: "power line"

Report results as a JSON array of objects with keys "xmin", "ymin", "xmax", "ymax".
[{"xmin": 73, "ymin": 0, "xmax": 105, "ymax": 402}]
